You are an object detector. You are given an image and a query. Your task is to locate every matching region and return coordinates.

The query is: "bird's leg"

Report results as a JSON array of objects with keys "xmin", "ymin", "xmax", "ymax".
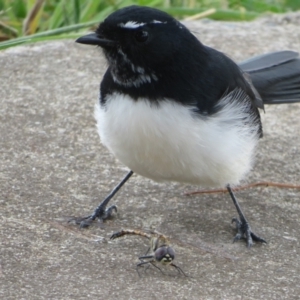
[
  {"xmin": 69, "ymin": 170, "xmax": 134, "ymax": 228},
  {"xmin": 227, "ymin": 184, "xmax": 267, "ymax": 248}
]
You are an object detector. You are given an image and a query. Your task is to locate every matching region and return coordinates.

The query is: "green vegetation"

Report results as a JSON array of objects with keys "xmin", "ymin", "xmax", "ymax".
[{"xmin": 0, "ymin": 0, "xmax": 299, "ymax": 49}]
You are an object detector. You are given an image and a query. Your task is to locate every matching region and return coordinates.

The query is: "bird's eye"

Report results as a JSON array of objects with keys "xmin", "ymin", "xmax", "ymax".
[{"xmin": 134, "ymin": 31, "xmax": 148, "ymax": 43}]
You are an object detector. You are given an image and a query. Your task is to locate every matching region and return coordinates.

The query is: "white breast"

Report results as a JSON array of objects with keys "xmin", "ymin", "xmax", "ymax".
[{"xmin": 95, "ymin": 91, "xmax": 260, "ymax": 187}]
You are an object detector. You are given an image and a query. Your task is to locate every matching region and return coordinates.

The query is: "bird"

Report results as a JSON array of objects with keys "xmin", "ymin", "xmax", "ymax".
[{"xmin": 72, "ymin": 5, "xmax": 300, "ymax": 248}]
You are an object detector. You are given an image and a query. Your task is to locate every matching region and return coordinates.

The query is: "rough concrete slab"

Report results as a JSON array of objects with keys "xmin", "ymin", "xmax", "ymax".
[{"xmin": 1, "ymin": 14, "xmax": 300, "ymax": 300}]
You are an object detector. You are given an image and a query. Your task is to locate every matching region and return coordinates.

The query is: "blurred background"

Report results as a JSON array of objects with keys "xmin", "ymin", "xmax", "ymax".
[{"xmin": 0, "ymin": 0, "xmax": 299, "ymax": 49}]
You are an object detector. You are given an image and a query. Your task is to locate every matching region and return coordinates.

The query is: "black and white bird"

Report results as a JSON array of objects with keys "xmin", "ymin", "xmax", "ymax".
[{"xmin": 73, "ymin": 5, "xmax": 300, "ymax": 248}]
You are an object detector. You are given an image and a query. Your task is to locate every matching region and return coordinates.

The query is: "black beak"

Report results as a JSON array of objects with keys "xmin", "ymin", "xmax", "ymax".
[{"xmin": 76, "ymin": 33, "xmax": 116, "ymax": 47}]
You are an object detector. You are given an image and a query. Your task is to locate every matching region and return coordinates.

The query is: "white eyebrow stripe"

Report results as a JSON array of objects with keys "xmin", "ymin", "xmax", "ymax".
[
  {"xmin": 119, "ymin": 21, "xmax": 146, "ymax": 29},
  {"xmin": 118, "ymin": 20, "xmax": 167, "ymax": 29},
  {"xmin": 151, "ymin": 20, "xmax": 167, "ymax": 24}
]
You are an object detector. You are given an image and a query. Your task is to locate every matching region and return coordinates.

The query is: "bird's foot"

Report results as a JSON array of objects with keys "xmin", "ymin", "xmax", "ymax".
[
  {"xmin": 68, "ymin": 171, "xmax": 133, "ymax": 228},
  {"xmin": 232, "ymin": 217, "xmax": 267, "ymax": 248},
  {"xmin": 69, "ymin": 204, "xmax": 117, "ymax": 228}
]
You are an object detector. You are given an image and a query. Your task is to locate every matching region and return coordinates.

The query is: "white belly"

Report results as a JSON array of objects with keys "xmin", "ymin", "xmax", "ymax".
[{"xmin": 95, "ymin": 92, "xmax": 259, "ymax": 187}]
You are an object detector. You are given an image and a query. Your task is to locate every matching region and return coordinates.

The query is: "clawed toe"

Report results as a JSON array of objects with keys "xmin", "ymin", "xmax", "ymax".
[
  {"xmin": 68, "ymin": 171, "xmax": 133, "ymax": 229},
  {"xmin": 68, "ymin": 205, "xmax": 118, "ymax": 228},
  {"xmin": 68, "ymin": 215, "xmax": 94, "ymax": 227},
  {"xmin": 102, "ymin": 205, "xmax": 117, "ymax": 219},
  {"xmin": 232, "ymin": 217, "xmax": 267, "ymax": 248}
]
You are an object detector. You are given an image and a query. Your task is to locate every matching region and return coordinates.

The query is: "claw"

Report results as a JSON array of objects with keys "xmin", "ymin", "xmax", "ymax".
[
  {"xmin": 68, "ymin": 204, "xmax": 118, "ymax": 228},
  {"xmin": 68, "ymin": 215, "xmax": 93, "ymax": 226},
  {"xmin": 102, "ymin": 205, "xmax": 117, "ymax": 219},
  {"xmin": 68, "ymin": 171, "xmax": 133, "ymax": 229},
  {"xmin": 232, "ymin": 217, "xmax": 266, "ymax": 248},
  {"xmin": 79, "ymin": 218, "xmax": 94, "ymax": 228}
]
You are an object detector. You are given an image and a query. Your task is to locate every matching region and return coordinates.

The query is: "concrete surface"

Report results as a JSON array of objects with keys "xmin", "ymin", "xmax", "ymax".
[{"xmin": 1, "ymin": 13, "xmax": 300, "ymax": 300}]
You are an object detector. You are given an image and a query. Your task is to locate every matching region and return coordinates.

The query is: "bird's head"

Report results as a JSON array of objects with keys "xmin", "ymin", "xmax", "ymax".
[{"xmin": 76, "ymin": 5, "xmax": 197, "ymax": 88}]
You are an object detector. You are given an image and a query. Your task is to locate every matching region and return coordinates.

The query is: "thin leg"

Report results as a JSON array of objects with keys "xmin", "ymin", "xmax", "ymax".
[
  {"xmin": 136, "ymin": 261, "xmax": 149, "ymax": 277},
  {"xmin": 144, "ymin": 247, "xmax": 151, "ymax": 256},
  {"xmin": 149, "ymin": 261, "xmax": 165, "ymax": 274},
  {"xmin": 227, "ymin": 184, "xmax": 267, "ymax": 248},
  {"xmin": 136, "ymin": 260, "xmax": 163, "ymax": 277},
  {"xmin": 70, "ymin": 170, "xmax": 134, "ymax": 228},
  {"xmin": 170, "ymin": 263, "xmax": 189, "ymax": 277},
  {"xmin": 138, "ymin": 255, "xmax": 154, "ymax": 260}
]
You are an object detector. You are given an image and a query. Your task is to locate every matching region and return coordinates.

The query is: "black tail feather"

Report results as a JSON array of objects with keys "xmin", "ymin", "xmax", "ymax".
[{"xmin": 239, "ymin": 51, "xmax": 300, "ymax": 105}]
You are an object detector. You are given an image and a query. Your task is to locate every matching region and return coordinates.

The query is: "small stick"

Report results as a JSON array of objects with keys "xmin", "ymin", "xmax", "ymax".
[
  {"xmin": 185, "ymin": 181, "xmax": 300, "ymax": 196},
  {"xmin": 184, "ymin": 8, "xmax": 216, "ymax": 21}
]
